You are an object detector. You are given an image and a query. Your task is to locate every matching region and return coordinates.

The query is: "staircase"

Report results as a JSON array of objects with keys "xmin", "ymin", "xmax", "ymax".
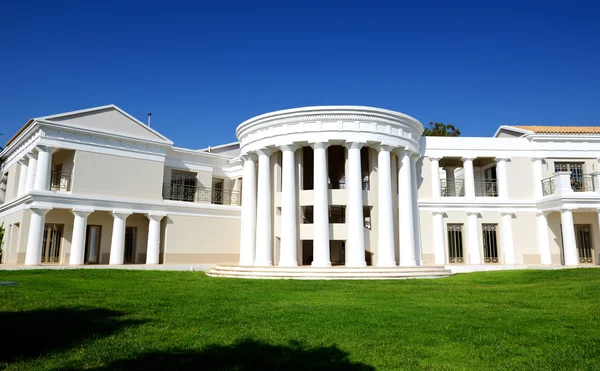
[{"xmin": 206, "ymin": 265, "xmax": 454, "ymax": 280}]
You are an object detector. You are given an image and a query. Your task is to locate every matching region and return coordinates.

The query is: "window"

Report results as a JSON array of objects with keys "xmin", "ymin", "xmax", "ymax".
[
  {"xmin": 482, "ymin": 224, "xmax": 499, "ymax": 263},
  {"xmin": 329, "ymin": 206, "xmax": 346, "ymax": 224},
  {"xmin": 41, "ymin": 224, "xmax": 63, "ymax": 264},
  {"xmin": 211, "ymin": 178, "xmax": 224, "ymax": 205},
  {"xmin": 302, "ymin": 206, "xmax": 314, "ymax": 224},
  {"xmin": 169, "ymin": 170, "xmax": 197, "ymax": 202},
  {"xmin": 447, "ymin": 224, "xmax": 464, "ymax": 263}
]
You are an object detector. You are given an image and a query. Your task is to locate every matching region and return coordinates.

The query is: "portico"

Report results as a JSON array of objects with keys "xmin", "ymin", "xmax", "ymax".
[{"xmin": 236, "ymin": 106, "xmax": 425, "ymax": 268}]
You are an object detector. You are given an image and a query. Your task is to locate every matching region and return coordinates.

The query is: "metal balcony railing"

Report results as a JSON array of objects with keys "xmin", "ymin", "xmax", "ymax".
[
  {"xmin": 441, "ymin": 180, "xmax": 465, "ymax": 197},
  {"xmin": 162, "ymin": 183, "xmax": 240, "ymax": 206},
  {"xmin": 475, "ymin": 180, "xmax": 498, "ymax": 197},
  {"xmin": 541, "ymin": 177, "xmax": 556, "ymax": 196},
  {"xmin": 541, "ymin": 173, "xmax": 594, "ymax": 196},
  {"xmin": 50, "ymin": 171, "xmax": 72, "ymax": 191},
  {"xmin": 326, "ymin": 180, "xmax": 369, "ymax": 190},
  {"xmin": 571, "ymin": 175, "xmax": 594, "ymax": 192}
]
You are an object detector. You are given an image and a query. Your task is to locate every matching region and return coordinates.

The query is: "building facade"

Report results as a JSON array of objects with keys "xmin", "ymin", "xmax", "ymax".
[{"xmin": 1, "ymin": 105, "xmax": 599, "ymax": 272}]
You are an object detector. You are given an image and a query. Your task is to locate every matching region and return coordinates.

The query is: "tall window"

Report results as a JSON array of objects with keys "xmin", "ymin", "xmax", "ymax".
[
  {"xmin": 447, "ymin": 224, "xmax": 464, "ymax": 263},
  {"xmin": 482, "ymin": 224, "xmax": 499, "ymax": 263},
  {"xmin": 41, "ymin": 224, "xmax": 63, "ymax": 264},
  {"xmin": 170, "ymin": 170, "xmax": 197, "ymax": 202},
  {"xmin": 211, "ymin": 178, "xmax": 224, "ymax": 204}
]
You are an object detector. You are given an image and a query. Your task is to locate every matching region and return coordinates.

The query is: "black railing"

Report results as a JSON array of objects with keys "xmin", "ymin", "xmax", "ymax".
[
  {"xmin": 475, "ymin": 180, "xmax": 498, "ymax": 197},
  {"xmin": 326, "ymin": 180, "xmax": 369, "ymax": 190},
  {"xmin": 572, "ymin": 175, "xmax": 594, "ymax": 192},
  {"xmin": 50, "ymin": 171, "xmax": 72, "ymax": 191},
  {"xmin": 162, "ymin": 183, "xmax": 240, "ymax": 206},
  {"xmin": 541, "ymin": 177, "xmax": 556, "ymax": 196},
  {"xmin": 441, "ymin": 180, "xmax": 465, "ymax": 197},
  {"xmin": 301, "ymin": 205, "xmax": 346, "ymax": 224}
]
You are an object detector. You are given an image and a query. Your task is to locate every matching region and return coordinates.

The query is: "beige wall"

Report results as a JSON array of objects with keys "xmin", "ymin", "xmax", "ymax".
[
  {"xmin": 0, "ymin": 209, "xmax": 26, "ymax": 264},
  {"xmin": 1, "ymin": 162, "xmax": 19, "ymax": 204},
  {"xmin": 163, "ymin": 214, "xmax": 240, "ymax": 264},
  {"xmin": 507, "ymin": 158, "xmax": 534, "ymax": 200},
  {"xmin": 547, "ymin": 211, "xmax": 600, "ymax": 265},
  {"xmin": 72, "ymin": 151, "xmax": 164, "ymax": 200}
]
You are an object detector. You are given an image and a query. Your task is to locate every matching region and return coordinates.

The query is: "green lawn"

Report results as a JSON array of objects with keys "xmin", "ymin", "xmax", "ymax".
[{"xmin": 1, "ymin": 269, "xmax": 599, "ymax": 370}]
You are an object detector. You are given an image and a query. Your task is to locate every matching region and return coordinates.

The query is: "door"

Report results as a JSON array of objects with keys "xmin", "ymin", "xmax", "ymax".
[
  {"xmin": 170, "ymin": 170, "xmax": 197, "ymax": 201},
  {"xmin": 41, "ymin": 224, "xmax": 63, "ymax": 264},
  {"xmin": 482, "ymin": 224, "xmax": 499, "ymax": 263},
  {"xmin": 124, "ymin": 227, "xmax": 137, "ymax": 264},
  {"xmin": 85, "ymin": 225, "xmax": 102, "ymax": 264},
  {"xmin": 212, "ymin": 178, "xmax": 224, "ymax": 204},
  {"xmin": 575, "ymin": 224, "xmax": 594, "ymax": 264}
]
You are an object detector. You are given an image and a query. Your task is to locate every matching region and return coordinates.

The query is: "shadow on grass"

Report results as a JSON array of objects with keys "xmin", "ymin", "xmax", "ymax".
[
  {"xmin": 1, "ymin": 307, "xmax": 145, "ymax": 365},
  {"xmin": 86, "ymin": 339, "xmax": 375, "ymax": 370}
]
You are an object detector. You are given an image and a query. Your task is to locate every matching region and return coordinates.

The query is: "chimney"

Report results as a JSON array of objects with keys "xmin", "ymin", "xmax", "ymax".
[{"xmin": 147, "ymin": 112, "xmax": 152, "ymax": 127}]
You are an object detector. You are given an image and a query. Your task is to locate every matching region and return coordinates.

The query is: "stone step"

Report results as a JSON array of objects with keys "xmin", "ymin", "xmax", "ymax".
[{"xmin": 207, "ymin": 265, "xmax": 454, "ymax": 280}]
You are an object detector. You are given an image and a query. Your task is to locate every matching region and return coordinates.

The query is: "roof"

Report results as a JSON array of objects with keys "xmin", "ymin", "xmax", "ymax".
[{"xmin": 512, "ymin": 126, "xmax": 600, "ymax": 134}]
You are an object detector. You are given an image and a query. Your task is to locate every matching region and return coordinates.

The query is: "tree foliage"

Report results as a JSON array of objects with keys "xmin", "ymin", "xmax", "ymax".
[{"xmin": 422, "ymin": 122, "xmax": 461, "ymax": 137}]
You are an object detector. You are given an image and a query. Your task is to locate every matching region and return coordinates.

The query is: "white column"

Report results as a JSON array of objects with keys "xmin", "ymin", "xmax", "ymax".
[
  {"xmin": 24, "ymin": 152, "xmax": 38, "ymax": 193},
  {"xmin": 462, "ymin": 157, "xmax": 476, "ymax": 198},
  {"xmin": 345, "ymin": 142, "xmax": 367, "ymax": 267},
  {"xmin": 254, "ymin": 149, "xmax": 273, "ymax": 266},
  {"xmin": 311, "ymin": 142, "xmax": 331, "ymax": 267},
  {"xmin": 33, "ymin": 145, "xmax": 54, "ymax": 191},
  {"xmin": 410, "ymin": 155, "xmax": 423, "ymax": 265},
  {"xmin": 377, "ymin": 145, "xmax": 396, "ymax": 267},
  {"xmin": 398, "ymin": 150, "xmax": 417, "ymax": 266},
  {"xmin": 445, "ymin": 166, "xmax": 456, "ymax": 196},
  {"xmin": 560, "ymin": 209, "xmax": 578, "ymax": 266},
  {"xmin": 430, "ymin": 157, "xmax": 441, "ymax": 200},
  {"xmin": 432, "ymin": 212, "xmax": 446, "ymax": 265},
  {"xmin": 536, "ymin": 212, "xmax": 552, "ymax": 265},
  {"xmin": 466, "ymin": 212, "xmax": 482, "ymax": 264},
  {"xmin": 17, "ymin": 159, "xmax": 28, "ymax": 197},
  {"xmin": 239, "ymin": 155, "xmax": 257, "ymax": 266},
  {"xmin": 146, "ymin": 214, "xmax": 165, "ymax": 264},
  {"xmin": 24, "ymin": 207, "xmax": 52, "ymax": 265},
  {"xmin": 495, "ymin": 158, "xmax": 509, "ymax": 199},
  {"xmin": 501, "ymin": 212, "xmax": 516, "ymax": 264},
  {"xmin": 69, "ymin": 209, "xmax": 93, "ymax": 265},
  {"xmin": 532, "ymin": 158, "xmax": 544, "ymax": 198},
  {"xmin": 109, "ymin": 211, "xmax": 131, "ymax": 265},
  {"xmin": 280, "ymin": 145, "xmax": 299, "ymax": 267},
  {"xmin": 592, "ymin": 172, "xmax": 600, "ymax": 194}
]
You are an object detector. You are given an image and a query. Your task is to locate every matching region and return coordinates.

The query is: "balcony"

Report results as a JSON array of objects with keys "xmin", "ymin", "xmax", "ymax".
[
  {"xmin": 50, "ymin": 171, "xmax": 72, "ymax": 191},
  {"xmin": 441, "ymin": 180, "xmax": 465, "ymax": 197},
  {"xmin": 475, "ymin": 180, "xmax": 498, "ymax": 197},
  {"xmin": 162, "ymin": 183, "xmax": 240, "ymax": 206},
  {"xmin": 541, "ymin": 173, "xmax": 594, "ymax": 196}
]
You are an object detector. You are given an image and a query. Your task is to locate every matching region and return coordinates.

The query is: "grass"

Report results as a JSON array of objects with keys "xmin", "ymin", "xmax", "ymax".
[{"xmin": 1, "ymin": 269, "xmax": 600, "ymax": 370}]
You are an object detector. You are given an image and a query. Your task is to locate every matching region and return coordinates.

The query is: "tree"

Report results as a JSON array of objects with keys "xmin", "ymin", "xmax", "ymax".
[{"xmin": 422, "ymin": 122, "xmax": 461, "ymax": 137}]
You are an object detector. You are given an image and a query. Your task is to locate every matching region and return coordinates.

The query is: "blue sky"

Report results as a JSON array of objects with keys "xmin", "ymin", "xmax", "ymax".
[{"xmin": 1, "ymin": 1, "xmax": 599, "ymax": 149}]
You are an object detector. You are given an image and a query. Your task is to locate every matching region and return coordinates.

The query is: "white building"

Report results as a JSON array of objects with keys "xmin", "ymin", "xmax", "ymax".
[{"xmin": 0, "ymin": 105, "xmax": 599, "ymax": 277}]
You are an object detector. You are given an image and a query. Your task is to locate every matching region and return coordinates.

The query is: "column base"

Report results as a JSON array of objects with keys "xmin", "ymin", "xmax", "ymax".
[
  {"xmin": 253, "ymin": 260, "xmax": 273, "ymax": 266},
  {"xmin": 278, "ymin": 261, "xmax": 299, "ymax": 267},
  {"xmin": 345, "ymin": 261, "xmax": 367, "ymax": 267},
  {"xmin": 398, "ymin": 261, "xmax": 417, "ymax": 267},
  {"xmin": 376, "ymin": 260, "xmax": 397, "ymax": 267},
  {"xmin": 238, "ymin": 259, "xmax": 254, "ymax": 266},
  {"xmin": 311, "ymin": 261, "xmax": 332, "ymax": 268}
]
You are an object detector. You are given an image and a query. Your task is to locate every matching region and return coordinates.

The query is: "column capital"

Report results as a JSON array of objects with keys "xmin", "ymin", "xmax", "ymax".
[
  {"xmin": 531, "ymin": 157, "xmax": 545, "ymax": 162},
  {"xmin": 280, "ymin": 143, "xmax": 300, "ymax": 152},
  {"xmin": 35, "ymin": 145, "xmax": 56, "ymax": 154},
  {"xmin": 465, "ymin": 211, "xmax": 480, "ymax": 217},
  {"xmin": 375, "ymin": 144, "xmax": 394, "ymax": 153},
  {"xmin": 309, "ymin": 142, "xmax": 329, "ymax": 150},
  {"xmin": 26, "ymin": 206, "xmax": 52, "ymax": 216},
  {"xmin": 255, "ymin": 148, "xmax": 274, "ymax": 157},
  {"xmin": 18, "ymin": 157, "xmax": 28, "ymax": 165},
  {"xmin": 111, "ymin": 210, "xmax": 132, "ymax": 219},
  {"xmin": 495, "ymin": 157, "xmax": 511, "ymax": 162},
  {"xmin": 461, "ymin": 157, "xmax": 476, "ymax": 162},
  {"xmin": 26, "ymin": 152, "xmax": 38, "ymax": 160},
  {"xmin": 432, "ymin": 211, "xmax": 446, "ymax": 217},
  {"xmin": 559, "ymin": 208, "xmax": 573, "ymax": 213},
  {"xmin": 535, "ymin": 211, "xmax": 550, "ymax": 217},
  {"xmin": 500, "ymin": 212, "xmax": 515, "ymax": 217},
  {"xmin": 146, "ymin": 213, "xmax": 166, "ymax": 222},
  {"xmin": 429, "ymin": 157, "xmax": 442, "ymax": 162},
  {"xmin": 241, "ymin": 153, "xmax": 257, "ymax": 162},
  {"xmin": 344, "ymin": 141, "xmax": 365, "ymax": 150},
  {"xmin": 72, "ymin": 209, "xmax": 94, "ymax": 218}
]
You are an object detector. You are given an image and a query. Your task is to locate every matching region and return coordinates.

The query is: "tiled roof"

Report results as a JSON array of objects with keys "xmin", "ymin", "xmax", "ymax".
[{"xmin": 512, "ymin": 126, "xmax": 600, "ymax": 134}]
